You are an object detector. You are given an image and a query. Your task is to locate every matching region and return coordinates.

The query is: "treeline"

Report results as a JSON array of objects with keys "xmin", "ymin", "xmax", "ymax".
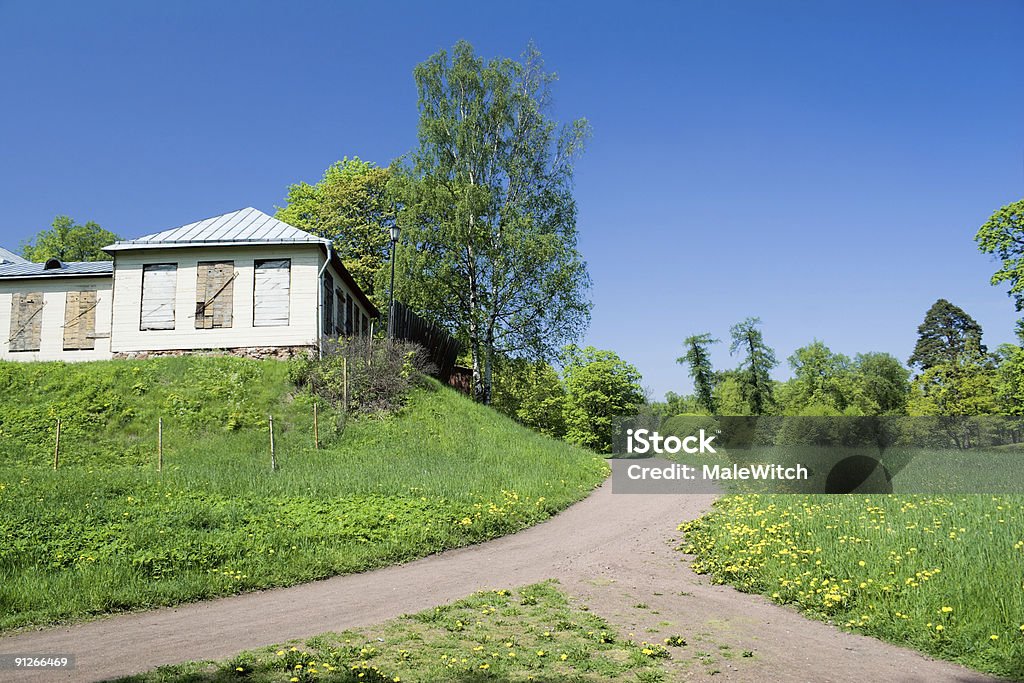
[
  {"xmin": 665, "ymin": 302, "xmax": 1002, "ymax": 418},
  {"xmin": 664, "ymin": 196, "xmax": 1024, "ymax": 418}
]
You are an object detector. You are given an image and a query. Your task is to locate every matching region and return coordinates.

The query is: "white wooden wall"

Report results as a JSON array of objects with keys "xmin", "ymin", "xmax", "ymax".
[
  {"xmin": 0, "ymin": 277, "xmax": 113, "ymax": 361},
  {"xmin": 110, "ymin": 244, "xmax": 374, "ymax": 353},
  {"xmin": 0, "ymin": 244, "xmax": 377, "ymax": 361}
]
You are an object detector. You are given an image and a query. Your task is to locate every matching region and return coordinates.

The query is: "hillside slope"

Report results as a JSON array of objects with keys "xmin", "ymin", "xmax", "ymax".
[{"xmin": 0, "ymin": 357, "xmax": 608, "ymax": 631}]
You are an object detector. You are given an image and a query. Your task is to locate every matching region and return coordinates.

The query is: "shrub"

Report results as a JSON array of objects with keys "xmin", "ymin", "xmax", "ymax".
[{"xmin": 290, "ymin": 337, "xmax": 435, "ymax": 416}]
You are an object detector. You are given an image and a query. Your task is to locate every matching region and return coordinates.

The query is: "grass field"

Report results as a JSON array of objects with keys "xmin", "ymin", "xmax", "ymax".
[
  {"xmin": 0, "ymin": 358, "xmax": 608, "ymax": 632},
  {"xmin": 680, "ymin": 494, "xmax": 1024, "ymax": 680},
  {"xmin": 115, "ymin": 581, "xmax": 676, "ymax": 683}
]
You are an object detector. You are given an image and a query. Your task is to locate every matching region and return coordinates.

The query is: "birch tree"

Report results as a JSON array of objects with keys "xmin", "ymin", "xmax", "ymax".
[{"xmin": 390, "ymin": 41, "xmax": 591, "ymax": 403}]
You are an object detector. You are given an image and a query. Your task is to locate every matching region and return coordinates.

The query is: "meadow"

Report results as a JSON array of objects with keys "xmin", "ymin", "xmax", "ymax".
[
  {"xmin": 115, "ymin": 581, "xmax": 676, "ymax": 683},
  {"xmin": 0, "ymin": 358, "xmax": 609, "ymax": 632},
  {"xmin": 680, "ymin": 493, "xmax": 1024, "ymax": 679}
]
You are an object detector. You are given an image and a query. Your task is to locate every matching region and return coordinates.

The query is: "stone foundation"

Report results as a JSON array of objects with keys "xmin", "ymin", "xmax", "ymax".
[{"xmin": 113, "ymin": 345, "xmax": 316, "ymax": 361}]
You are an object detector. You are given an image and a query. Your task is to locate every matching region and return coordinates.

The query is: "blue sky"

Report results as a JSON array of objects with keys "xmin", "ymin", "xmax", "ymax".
[{"xmin": 1, "ymin": 0, "xmax": 1022, "ymax": 398}]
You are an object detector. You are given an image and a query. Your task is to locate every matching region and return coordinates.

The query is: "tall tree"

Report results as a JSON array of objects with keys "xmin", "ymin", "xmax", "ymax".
[
  {"xmin": 561, "ymin": 345, "xmax": 644, "ymax": 453},
  {"xmin": 729, "ymin": 317, "xmax": 778, "ymax": 415},
  {"xmin": 391, "ymin": 41, "xmax": 591, "ymax": 403},
  {"xmin": 851, "ymin": 352, "xmax": 910, "ymax": 415},
  {"xmin": 908, "ymin": 299, "xmax": 986, "ymax": 372},
  {"xmin": 21, "ymin": 216, "xmax": 120, "ymax": 262},
  {"xmin": 907, "ymin": 300, "xmax": 996, "ymax": 417},
  {"xmin": 676, "ymin": 333, "xmax": 719, "ymax": 413},
  {"xmin": 491, "ymin": 357, "xmax": 567, "ymax": 438},
  {"xmin": 975, "ymin": 198, "xmax": 1024, "ymax": 310},
  {"xmin": 276, "ymin": 157, "xmax": 394, "ymax": 298},
  {"xmin": 783, "ymin": 340, "xmax": 852, "ymax": 414}
]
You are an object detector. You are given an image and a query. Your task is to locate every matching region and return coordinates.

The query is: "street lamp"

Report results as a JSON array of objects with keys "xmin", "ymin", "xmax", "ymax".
[{"xmin": 387, "ymin": 224, "xmax": 401, "ymax": 340}]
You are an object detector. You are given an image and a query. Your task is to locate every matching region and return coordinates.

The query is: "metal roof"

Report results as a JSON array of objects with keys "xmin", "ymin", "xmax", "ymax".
[
  {"xmin": 0, "ymin": 247, "xmax": 28, "ymax": 264},
  {"xmin": 104, "ymin": 207, "xmax": 329, "ymax": 251},
  {"xmin": 0, "ymin": 260, "xmax": 113, "ymax": 280}
]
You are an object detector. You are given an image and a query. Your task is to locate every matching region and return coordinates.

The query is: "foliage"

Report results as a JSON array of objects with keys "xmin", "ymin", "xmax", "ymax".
[
  {"xmin": 712, "ymin": 372, "xmax": 752, "ymax": 416},
  {"xmin": 996, "ymin": 341, "xmax": 1024, "ymax": 415},
  {"xmin": 904, "ymin": 300, "xmax": 997, "ymax": 417},
  {"xmin": 729, "ymin": 318, "xmax": 778, "ymax": 415},
  {"xmin": 289, "ymin": 337, "xmax": 434, "ymax": 416},
  {"xmin": 676, "ymin": 333, "xmax": 719, "ymax": 413},
  {"xmin": 851, "ymin": 352, "xmax": 911, "ymax": 415},
  {"xmin": 680, "ymin": 494, "xmax": 1024, "ymax": 680},
  {"xmin": 975, "ymin": 198, "xmax": 1024, "ymax": 311},
  {"xmin": 561, "ymin": 345, "xmax": 644, "ymax": 453},
  {"xmin": 908, "ymin": 299, "xmax": 987, "ymax": 373},
  {"xmin": 649, "ymin": 391, "xmax": 703, "ymax": 417},
  {"xmin": 908, "ymin": 362, "xmax": 999, "ymax": 418},
  {"xmin": 0, "ymin": 359, "xmax": 609, "ymax": 631},
  {"xmin": 20, "ymin": 215, "xmax": 121, "ymax": 262},
  {"xmin": 114, "ymin": 582, "xmax": 671, "ymax": 682},
  {"xmin": 780, "ymin": 340, "xmax": 853, "ymax": 415},
  {"xmin": 390, "ymin": 40, "xmax": 592, "ymax": 403},
  {"xmin": 276, "ymin": 158, "xmax": 395, "ymax": 299},
  {"xmin": 491, "ymin": 357, "xmax": 567, "ymax": 438}
]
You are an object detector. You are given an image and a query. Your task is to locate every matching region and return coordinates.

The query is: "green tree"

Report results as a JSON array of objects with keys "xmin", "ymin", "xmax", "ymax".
[
  {"xmin": 907, "ymin": 301, "xmax": 997, "ymax": 417},
  {"xmin": 561, "ymin": 345, "xmax": 644, "ymax": 452},
  {"xmin": 781, "ymin": 340, "xmax": 852, "ymax": 414},
  {"xmin": 850, "ymin": 352, "xmax": 910, "ymax": 415},
  {"xmin": 712, "ymin": 372, "xmax": 752, "ymax": 415},
  {"xmin": 975, "ymin": 198, "xmax": 1024, "ymax": 310},
  {"xmin": 995, "ymin": 341, "xmax": 1024, "ymax": 415},
  {"xmin": 277, "ymin": 157, "xmax": 394, "ymax": 297},
  {"xmin": 908, "ymin": 363, "xmax": 998, "ymax": 417},
  {"xmin": 908, "ymin": 299, "xmax": 986, "ymax": 372},
  {"xmin": 491, "ymin": 357, "xmax": 567, "ymax": 438},
  {"xmin": 391, "ymin": 41, "xmax": 591, "ymax": 403},
  {"xmin": 729, "ymin": 317, "xmax": 778, "ymax": 415},
  {"xmin": 676, "ymin": 333, "xmax": 719, "ymax": 413},
  {"xmin": 651, "ymin": 391, "xmax": 702, "ymax": 417},
  {"xmin": 21, "ymin": 216, "xmax": 120, "ymax": 262}
]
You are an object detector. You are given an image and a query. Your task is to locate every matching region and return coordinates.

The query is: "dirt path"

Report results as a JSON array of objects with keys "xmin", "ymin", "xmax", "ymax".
[{"xmin": 0, "ymin": 484, "xmax": 1002, "ymax": 683}]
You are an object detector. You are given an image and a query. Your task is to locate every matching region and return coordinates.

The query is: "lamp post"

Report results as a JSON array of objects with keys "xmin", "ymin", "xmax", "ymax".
[{"xmin": 388, "ymin": 224, "xmax": 401, "ymax": 340}]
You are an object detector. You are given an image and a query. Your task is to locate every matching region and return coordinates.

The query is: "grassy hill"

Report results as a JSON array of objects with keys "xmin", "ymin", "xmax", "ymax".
[{"xmin": 0, "ymin": 357, "xmax": 608, "ymax": 632}]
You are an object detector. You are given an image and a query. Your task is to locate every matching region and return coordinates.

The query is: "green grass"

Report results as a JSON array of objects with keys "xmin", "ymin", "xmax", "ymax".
[
  {"xmin": 679, "ymin": 494, "xmax": 1024, "ymax": 680},
  {"xmin": 0, "ymin": 358, "xmax": 608, "ymax": 632},
  {"xmin": 114, "ymin": 581, "xmax": 674, "ymax": 682}
]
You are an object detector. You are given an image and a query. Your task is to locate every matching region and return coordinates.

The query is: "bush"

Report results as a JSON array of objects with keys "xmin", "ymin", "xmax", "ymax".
[{"xmin": 290, "ymin": 337, "xmax": 435, "ymax": 416}]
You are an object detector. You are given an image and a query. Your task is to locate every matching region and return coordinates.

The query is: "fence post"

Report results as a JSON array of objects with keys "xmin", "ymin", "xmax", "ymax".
[
  {"xmin": 53, "ymin": 418, "xmax": 61, "ymax": 470},
  {"xmin": 269, "ymin": 414, "xmax": 277, "ymax": 471},
  {"xmin": 313, "ymin": 402, "xmax": 319, "ymax": 450},
  {"xmin": 343, "ymin": 357, "xmax": 349, "ymax": 413},
  {"xmin": 158, "ymin": 417, "xmax": 163, "ymax": 472}
]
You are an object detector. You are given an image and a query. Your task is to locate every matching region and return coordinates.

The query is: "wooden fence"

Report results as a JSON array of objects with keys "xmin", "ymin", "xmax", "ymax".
[{"xmin": 390, "ymin": 301, "xmax": 462, "ymax": 381}]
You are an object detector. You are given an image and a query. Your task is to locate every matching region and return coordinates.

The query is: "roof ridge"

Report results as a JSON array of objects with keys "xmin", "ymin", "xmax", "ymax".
[{"xmin": 105, "ymin": 208, "xmax": 326, "ymax": 250}]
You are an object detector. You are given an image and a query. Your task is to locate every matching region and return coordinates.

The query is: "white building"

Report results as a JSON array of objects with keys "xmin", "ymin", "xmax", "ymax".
[{"xmin": 0, "ymin": 208, "xmax": 378, "ymax": 361}]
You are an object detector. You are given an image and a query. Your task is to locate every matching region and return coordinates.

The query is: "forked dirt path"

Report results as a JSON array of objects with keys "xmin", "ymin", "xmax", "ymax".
[{"xmin": 0, "ymin": 484, "xmax": 1002, "ymax": 683}]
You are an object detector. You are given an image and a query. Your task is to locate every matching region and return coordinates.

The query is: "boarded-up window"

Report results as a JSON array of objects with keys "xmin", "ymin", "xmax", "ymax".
[
  {"xmin": 253, "ymin": 259, "xmax": 290, "ymax": 326},
  {"xmin": 345, "ymin": 295, "xmax": 354, "ymax": 336},
  {"xmin": 9, "ymin": 292, "xmax": 43, "ymax": 352},
  {"xmin": 63, "ymin": 290, "xmax": 97, "ymax": 350},
  {"xmin": 322, "ymin": 274, "xmax": 334, "ymax": 337},
  {"xmin": 195, "ymin": 261, "xmax": 235, "ymax": 329},
  {"xmin": 141, "ymin": 264, "xmax": 177, "ymax": 330},
  {"xmin": 334, "ymin": 288, "xmax": 344, "ymax": 336}
]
